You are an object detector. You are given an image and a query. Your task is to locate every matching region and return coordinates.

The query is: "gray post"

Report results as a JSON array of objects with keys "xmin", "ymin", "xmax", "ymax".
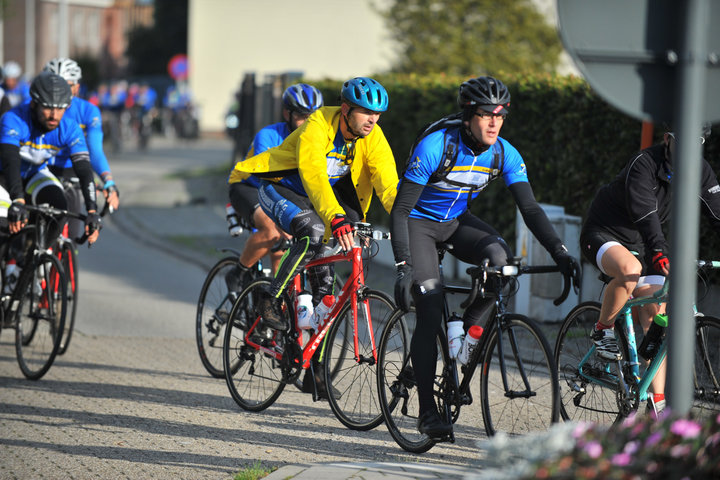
[
  {"xmin": 25, "ymin": 0, "xmax": 35, "ymax": 76},
  {"xmin": 58, "ymin": 0, "xmax": 69, "ymax": 58},
  {"xmin": 667, "ymin": 0, "xmax": 710, "ymax": 415}
]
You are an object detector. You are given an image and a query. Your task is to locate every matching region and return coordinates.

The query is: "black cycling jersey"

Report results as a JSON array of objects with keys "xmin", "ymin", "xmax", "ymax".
[{"xmin": 584, "ymin": 143, "xmax": 720, "ymax": 253}]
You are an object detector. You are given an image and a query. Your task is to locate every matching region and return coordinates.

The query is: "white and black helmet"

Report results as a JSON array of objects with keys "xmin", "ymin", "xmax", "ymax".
[{"xmin": 43, "ymin": 57, "xmax": 82, "ymax": 84}]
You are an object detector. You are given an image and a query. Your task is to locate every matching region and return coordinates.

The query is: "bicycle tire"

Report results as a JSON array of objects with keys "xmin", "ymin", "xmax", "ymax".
[
  {"xmin": 15, "ymin": 253, "xmax": 67, "ymax": 380},
  {"xmin": 480, "ymin": 313, "xmax": 559, "ymax": 436},
  {"xmin": 554, "ymin": 302, "xmax": 622, "ymax": 426},
  {"xmin": 223, "ymin": 278, "xmax": 286, "ymax": 411},
  {"xmin": 56, "ymin": 241, "xmax": 78, "ymax": 355},
  {"xmin": 196, "ymin": 257, "xmax": 243, "ymax": 378},
  {"xmin": 323, "ymin": 288, "xmax": 394, "ymax": 431},
  {"xmin": 376, "ymin": 307, "xmax": 437, "ymax": 453},
  {"xmin": 692, "ymin": 315, "xmax": 720, "ymax": 422}
]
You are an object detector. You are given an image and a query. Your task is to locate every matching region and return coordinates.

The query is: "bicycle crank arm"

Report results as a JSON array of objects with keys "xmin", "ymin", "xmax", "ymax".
[{"xmin": 504, "ymin": 390, "xmax": 537, "ymax": 399}]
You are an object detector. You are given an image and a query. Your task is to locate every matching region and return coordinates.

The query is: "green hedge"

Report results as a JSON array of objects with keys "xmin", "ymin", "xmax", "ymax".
[{"xmin": 312, "ymin": 73, "xmax": 719, "ymax": 256}]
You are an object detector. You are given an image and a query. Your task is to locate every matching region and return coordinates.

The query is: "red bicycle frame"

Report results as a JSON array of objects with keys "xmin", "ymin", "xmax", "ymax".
[{"xmin": 245, "ymin": 238, "xmax": 377, "ymax": 369}]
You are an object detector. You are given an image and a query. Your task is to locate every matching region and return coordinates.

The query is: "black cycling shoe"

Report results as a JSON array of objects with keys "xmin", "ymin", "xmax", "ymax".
[
  {"xmin": 417, "ymin": 409, "xmax": 452, "ymax": 438},
  {"xmin": 256, "ymin": 293, "xmax": 287, "ymax": 331},
  {"xmin": 301, "ymin": 364, "xmax": 341, "ymax": 400}
]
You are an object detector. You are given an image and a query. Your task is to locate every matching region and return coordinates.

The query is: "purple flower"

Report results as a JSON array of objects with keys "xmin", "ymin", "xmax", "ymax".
[
  {"xmin": 584, "ymin": 441, "xmax": 603, "ymax": 459},
  {"xmin": 670, "ymin": 419, "xmax": 702, "ymax": 438},
  {"xmin": 624, "ymin": 440, "xmax": 640, "ymax": 455},
  {"xmin": 670, "ymin": 444, "xmax": 692, "ymax": 457},
  {"xmin": 645, "ymin": 431, "xmax": 663, "ymax": 447},
  {"xmin": 612, "ymin": 452, "xmax": 632, "ymax": 466},
  {"xmin": 572, "ymin": 421, "xmax": 591, "ymax": 439}
]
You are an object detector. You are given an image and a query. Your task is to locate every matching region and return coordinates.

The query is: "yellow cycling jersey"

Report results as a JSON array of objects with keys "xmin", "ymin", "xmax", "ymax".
[{"xmin": 229, "ymin": 106, "xmax": 398, "ymax": 229}]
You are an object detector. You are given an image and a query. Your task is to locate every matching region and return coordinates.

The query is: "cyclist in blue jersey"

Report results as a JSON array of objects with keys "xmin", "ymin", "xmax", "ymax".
[
  {"xmin": 2, "ymin": 61, "xmax": 31, "ymax": 108},
  {"xmin": 390, "ymin": 76, "xmax": 581, "ymax": 438},
  {"xmin": 43, "ymin": 58, "xmax": 120, "ymax": 239},
  {"xmin": 0, "ymin": 72, "xmax": 101, "ymax": 265},
  {"xmin": 225, "ymin": 83, "xmax": 323, "ymax": 291}
]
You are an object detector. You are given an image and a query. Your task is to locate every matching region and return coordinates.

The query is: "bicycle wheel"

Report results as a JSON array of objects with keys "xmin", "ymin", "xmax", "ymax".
[
  {"xmin": 56, "ymin": 241, "xmax": 78, "ymax": 355},
  {"xmin": 554, "ymin": 302, "xmax": 622, "ymax": 426},
  {"xmin": 223, "ymin": 278, "xmax": 286, "ymax": 411},
  {"xmin": 15, "ymin": 253, "xmax": 67, "ymax": 380},
  {"xmin": 692, "ymin": 315, "xmax": 720, "ymax": 422},
  {"xmin": 323, "ymin": 288, "xmax": 394, "ymax": 431},
  {"xmin": 376, "ymin": 308, "xmax": 437, "ymax": 453},
  {"xmin": 196, "ymin": 257, "xmax": 242, "ymax": 378},
  {"xmin": 480, "ymin": 313, "xmax": 558, "ymax": 436}
]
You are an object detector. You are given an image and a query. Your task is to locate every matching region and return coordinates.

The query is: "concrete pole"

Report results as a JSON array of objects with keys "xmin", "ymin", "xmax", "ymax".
[
  {"xmin": 58, "ymin": 0, "xmax": 69, "ymax": 58},
  {"xmin": 667, "ymin": 0, "xmax": 710, "ymax": 415},
  {"xmin": 25, "ymin": 0, "xmax": 35, "ymax": 76}
]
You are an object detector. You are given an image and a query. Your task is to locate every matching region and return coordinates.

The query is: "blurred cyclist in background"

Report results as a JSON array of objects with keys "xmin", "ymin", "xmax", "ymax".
[{"xmin": 2, "ymin": 61, "xmax": 30, "ymax": 108}]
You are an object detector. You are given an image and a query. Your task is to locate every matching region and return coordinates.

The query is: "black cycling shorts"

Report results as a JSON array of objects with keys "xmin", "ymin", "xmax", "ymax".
[
  {"xmin": 580, "ymin": 227, "xmax": 665, "ymax": 278},
  {"xmin": 228, "ymin": 182, "xmax": 261, "ymax": 228}
]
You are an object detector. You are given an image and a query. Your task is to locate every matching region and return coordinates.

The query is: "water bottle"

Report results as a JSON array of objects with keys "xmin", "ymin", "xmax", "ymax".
[
  {"xmin": 3, "ymin": 260, "xmax": 18, "ymax": 295},
  {"xmin": 225, "ymin": 203, "xmax": 243, "ymax": 236},
  {"xmin": 447, "ymin": 316, "xmax": 465, "ymax": 359},
  {"xmin": 639, "ymin": 313, "xmax": 668, "ymax": 360},
  {"xmin": 311, "ymin": 295, "xmax": 336, "ymax": 330},
  {"xmin": 295, "ymin": 292, "xmax": 315, "ymax": 329},
  {"xmin": 458, "ymin": 325, "xmax": 484, "ymax": 365}
]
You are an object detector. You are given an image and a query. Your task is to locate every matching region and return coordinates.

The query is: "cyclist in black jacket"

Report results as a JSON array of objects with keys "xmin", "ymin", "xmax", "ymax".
[{"xmin": 580, "ymin": 127, "xmax": 720, "ymax": 417}]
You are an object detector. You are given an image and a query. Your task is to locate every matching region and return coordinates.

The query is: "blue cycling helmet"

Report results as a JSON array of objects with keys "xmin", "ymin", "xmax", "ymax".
[
  {"xmin": 282, "ymin": 83, "xmax": 323, "ymax": 115},
  {"xmin": 340, "ymin": 77, "xmax": 389, "ymax": 112}
]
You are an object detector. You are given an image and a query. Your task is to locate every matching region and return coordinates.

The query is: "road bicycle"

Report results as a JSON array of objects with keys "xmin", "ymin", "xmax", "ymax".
[
  {"xmin": 222, "ymin": 222, "xmax": 395, "ymax": 431},
  {"xmin": 53, "ymin": 176, "xmax": 114, "ymax": 355},
  {"xmin": 0, "ymin": 204, "xmax": 89, "ymax": 379},
  {"xmin": 195, "ymin": 248, "xmax": 271, "ymax": 378},
  {"xmin": 376, "ymin": 248, "xmax": 569, "ymax": 453},
  {"xmin": 554, "ymin": 260, "xmax": 720, "ymax": 426}
]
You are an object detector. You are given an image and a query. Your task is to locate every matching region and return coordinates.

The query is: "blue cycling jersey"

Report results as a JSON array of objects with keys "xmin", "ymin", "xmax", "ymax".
[
  {"xmin": 403, "ymin": 128, "xmax": 528, "ymax": 221},
  {"xmin": 0, "ymin": 103, "xmax": 88, "ymax": 178},
  {"xmin": 278, "ymin": 129, "xmax": 352, "ymax": 196},
  {"xmin": 50, "ymin": 97, "xmax": 111, "ymax": 177},
  {"xmin": 231, "ymin": 122, "xmax": 292, "ymax": 188}
]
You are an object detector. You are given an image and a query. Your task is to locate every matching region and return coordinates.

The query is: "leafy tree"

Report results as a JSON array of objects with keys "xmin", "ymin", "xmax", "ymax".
[
  {"xmin": 125, "ymin": 0, "xmax": 188, "ymax": 76},
  {"xmin": 372, "ymin": 0, "xmax": 563, "ymax": 76}
]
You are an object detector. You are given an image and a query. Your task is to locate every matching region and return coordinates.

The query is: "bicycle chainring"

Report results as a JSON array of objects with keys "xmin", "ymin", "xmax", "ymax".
[{"xmin": 280, "ymin": 335, "xmax": 303, "ymax": 384}]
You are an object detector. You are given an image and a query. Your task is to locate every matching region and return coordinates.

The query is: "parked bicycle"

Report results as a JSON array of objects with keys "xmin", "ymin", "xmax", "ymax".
[
  {"xmin": 555, "ymin": 260, "xmax": 720, "ymax": 426},
  {"xmin": 376, "ymin": 247, "xmax": 569, "ymax": 453},
  {"xmin": 222, "ymin": 222, "xmax": 395, "ymax": 431},
  {"xmin": 0, "ymin": 204, "xmax": 89, "ymax": 379}
]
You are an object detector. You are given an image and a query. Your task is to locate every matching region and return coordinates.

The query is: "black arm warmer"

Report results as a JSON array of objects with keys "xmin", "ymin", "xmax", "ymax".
[
  {"xmin": 390, "ymin": 179, "xmax": 425, "ymax": 265},
  {"xmin": 0, "ymin": 143, "xmax": 24, "ymax": 200},
  {"xmin": 509, "ymin": 182, "xmax": 564, "ymax": 258},
  {"xmin": 70, "ymin": 152, "xmax": 98, "ymax": 212}
]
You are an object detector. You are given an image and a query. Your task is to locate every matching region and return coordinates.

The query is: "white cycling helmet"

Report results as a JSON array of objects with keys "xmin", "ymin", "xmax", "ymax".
[
  {"xmin": 43, "ymin": 57, "xmax": 82, "ymax": 84},
  {"xmin": 4, "ymin": 61, "xmax": 21, "ymax": 79}
]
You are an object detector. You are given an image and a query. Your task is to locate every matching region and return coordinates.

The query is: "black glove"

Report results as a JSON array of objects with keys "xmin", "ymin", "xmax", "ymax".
[
  {"xmin": 394, "ymin": 263, "xmax": 414, "ymax": 312},
  {"xmin": 330, "ymin": 214, "xmax": 353, "ymax": 240},
  {"xmin": 8, "ymin": 202, "xmax": 28, "ymax": 224},
  {"xmin": 85, "ymin": 212, "xmax": 103, "ymax": 234},
  {"xmin": 553, "ymin": 247, "xmax": 581, "ymax": 291}
]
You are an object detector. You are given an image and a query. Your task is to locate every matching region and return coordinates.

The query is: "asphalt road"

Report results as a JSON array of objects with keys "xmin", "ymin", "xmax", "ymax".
[{"xmin": 0, "ymin": 136, "xmax": 489, "ymax": 479}]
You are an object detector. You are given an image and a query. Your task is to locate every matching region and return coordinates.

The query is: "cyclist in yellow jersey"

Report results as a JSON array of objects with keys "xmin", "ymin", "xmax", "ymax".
[{"xmin": 229, "ymin": 77, "xmax": 398, "ymax": 329}]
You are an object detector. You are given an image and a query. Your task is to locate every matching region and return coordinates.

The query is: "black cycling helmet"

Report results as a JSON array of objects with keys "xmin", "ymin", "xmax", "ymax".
[
  {"xmin": 457, "ymin": 76, "xmax": 511, "ymax": 115},
  {"xmin": 30, "ymin": 72, "xmax": 72, "ymax": 108}
]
